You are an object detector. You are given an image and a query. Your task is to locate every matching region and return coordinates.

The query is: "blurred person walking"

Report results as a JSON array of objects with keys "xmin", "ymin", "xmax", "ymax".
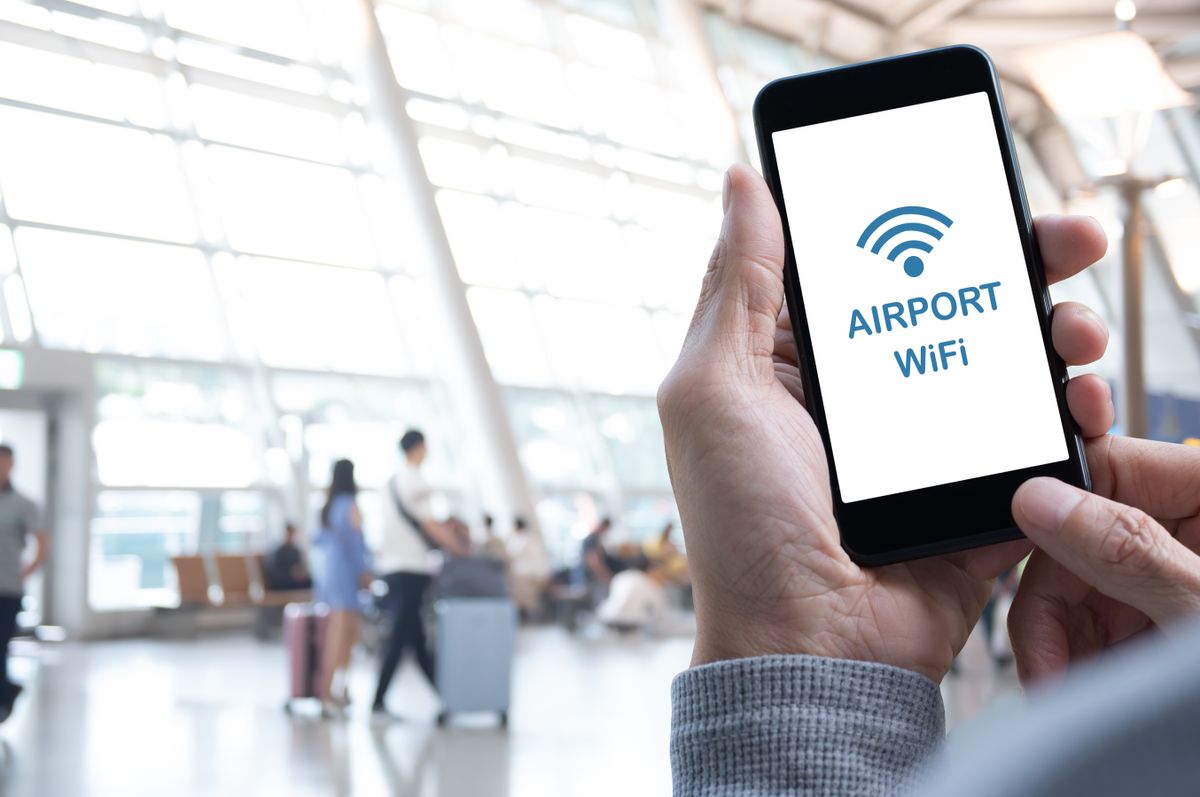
[
  {"xmin": 0, "ymin": 444, "xmax": 48, "ymax": 724},
  {"xmin": 312, "ymin": 459, "xmax": 370, "ymax": 717},
  {"xmin": 372, "ymin": 429, "xmax": 467, "ymax": 720}
]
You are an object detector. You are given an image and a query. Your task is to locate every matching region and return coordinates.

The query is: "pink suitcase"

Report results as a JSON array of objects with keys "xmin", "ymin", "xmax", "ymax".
[{"xmin": 283, "ymin": 602, "xmax": 328, "ymax": 712}]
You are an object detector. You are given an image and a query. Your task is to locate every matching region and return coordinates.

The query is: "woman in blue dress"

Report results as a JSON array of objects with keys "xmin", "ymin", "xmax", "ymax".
[{"xmin": 312, "ymin": 458, "xmax": 371, "ymax": 713}]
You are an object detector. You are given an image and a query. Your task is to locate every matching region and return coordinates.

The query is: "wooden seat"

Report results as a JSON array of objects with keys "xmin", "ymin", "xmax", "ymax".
[
  {"xmin": 171, "ymin": 555, "xmax": 213, "ymax": 606},
  {"xmin": 165, "ymin": 554, "xmax": 308, "ymax": 640},
  {"xmin": 257, "ymin": 589, "xmax": 312, "ymax": 607},
  {"xmin": 214, "ymin": 554, "xmax": 253, "ymax": 605},
  {"xmin": 250, "ymin": 554, "xmax": 269, "ymax": 592}
]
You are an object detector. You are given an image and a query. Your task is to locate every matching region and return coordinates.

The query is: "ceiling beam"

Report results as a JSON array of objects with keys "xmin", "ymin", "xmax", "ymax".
[
  {"xmin": 806, "ymin": 0, "xmax": 889, "ymax": 30},
  {"xmin": 935, "ymin": 16, "xmax": 1197, "ymax": 44},
  {"xmin": 960, "ymin": 10, "xmax": 1200, "ymax": 25},
  {"xmin": 896, "ymin": 0, "xmax": 981, "ymax": 39},
  {"xmin": 754, "ymin": 0, "xmax": 1041, "ymax": 91}
]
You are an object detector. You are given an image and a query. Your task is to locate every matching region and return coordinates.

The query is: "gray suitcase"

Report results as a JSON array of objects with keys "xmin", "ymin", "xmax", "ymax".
[{"xmin": 434, "ymin": 598, "xmax": 517, "ymax": 727}]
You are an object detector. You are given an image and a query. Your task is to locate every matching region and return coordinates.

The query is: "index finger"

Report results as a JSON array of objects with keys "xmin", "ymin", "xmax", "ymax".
[
  {"xmin": 1035, "ymin": 214, "xmax": 1107, "ymax": 286},
  {"xmin": 1088, "ymin": 435, "xmax": 1200, "ymax": 521}
]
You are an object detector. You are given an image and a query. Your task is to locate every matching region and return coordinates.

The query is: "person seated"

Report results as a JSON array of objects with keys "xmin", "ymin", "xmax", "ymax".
[
  {"xmin": 479, "ymin": 513, "xmax": 509, "ymax": 562},
  {"xmin": 614, "ymin": 541, "xmax": 650, "ymax": 571},
  {"xmin": 643, "ymin": 522, "xmax": 689, "ymax": 585},
  {"xmin": 265, "ymin": 522, "xmax": 311, "ymax": 591},
  {"xmin": 505, "ymin": 516, "xmax": 551, "ymax": 615},
  {"xmin": 597, "ymin": 563, "xmax": 694, "ymax": 637},
  {"xmin": 580, "ymin": 517, "xmax": 622, "ymax": 584},
  {"xmin": 660, "ymin": 164, "xmax": 1200, "ymax": 796}
]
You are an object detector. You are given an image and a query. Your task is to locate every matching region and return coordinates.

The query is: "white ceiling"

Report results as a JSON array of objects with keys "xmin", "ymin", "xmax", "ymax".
[
  {"xmin": 695, "ymin": 0, "xmax": 1200, "ymax": 399},
  {"xmin": 698, "ymin": 0, "xmax": 1200, "ymax": 118}
]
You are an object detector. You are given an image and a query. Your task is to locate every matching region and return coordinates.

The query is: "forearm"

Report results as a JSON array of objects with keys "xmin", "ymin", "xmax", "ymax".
[
  {"xmin": 20, "ymin": 533, "xmax": 49, "ymax": 579},
  {"xmin": 672, "ymin": 654, "xmax": 944, "ymax": 797},
  {"xmin": 424, "ymin": 520, "xmax": 468, "ymax": 555}
]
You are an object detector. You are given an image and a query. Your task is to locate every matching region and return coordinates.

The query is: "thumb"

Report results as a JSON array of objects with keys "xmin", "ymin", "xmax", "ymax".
[
  {"xmin": 686, "ymin": 164, "xmax": 785, "ymax": 378},
  {"xmin": 1013, "ymin": 477, "xmax": 1200, "ymax": 625}
]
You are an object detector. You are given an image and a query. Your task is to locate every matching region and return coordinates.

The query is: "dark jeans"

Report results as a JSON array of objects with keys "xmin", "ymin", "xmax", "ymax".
[
  {"xmin": 0, "ymin": 595, "xmax": 20, "ymax": 702},
  {"xmin": 372, "ymin": 572, "xmax": 435, "ymax": 708}
]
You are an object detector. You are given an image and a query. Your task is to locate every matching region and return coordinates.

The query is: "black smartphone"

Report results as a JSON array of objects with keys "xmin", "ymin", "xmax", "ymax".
[{"xmin": 753, "ymin": 45, "xmax": 1090, "ymax": 565}]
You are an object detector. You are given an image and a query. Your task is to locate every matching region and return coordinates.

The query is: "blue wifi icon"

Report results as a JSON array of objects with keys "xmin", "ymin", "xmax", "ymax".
[{"xmin": 856, "ymin": 205, "xmax": 954, "ymax": 278}]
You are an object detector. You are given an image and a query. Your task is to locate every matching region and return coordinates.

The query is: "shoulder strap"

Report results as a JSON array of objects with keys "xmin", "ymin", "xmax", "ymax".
[{"xmin": 389, "ymin": 475, "xmax": 440, "ymax": 551}]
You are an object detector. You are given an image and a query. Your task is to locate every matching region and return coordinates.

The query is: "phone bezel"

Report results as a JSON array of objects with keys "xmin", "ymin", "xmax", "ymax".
[{"xmin": 753, "ymin": 45, "xmax": 1090, "ymax": 565}]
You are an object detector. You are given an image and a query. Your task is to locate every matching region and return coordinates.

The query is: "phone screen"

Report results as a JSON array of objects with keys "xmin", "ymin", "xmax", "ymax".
[{"xmin": 772, "ymin": 91, "xmax": 1068, "ymax": 503}]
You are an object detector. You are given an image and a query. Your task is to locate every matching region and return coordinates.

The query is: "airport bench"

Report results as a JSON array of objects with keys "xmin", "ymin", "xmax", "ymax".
[{"xmin": 157, "ymin": 554, "xmax": 311, "ymax": 637}]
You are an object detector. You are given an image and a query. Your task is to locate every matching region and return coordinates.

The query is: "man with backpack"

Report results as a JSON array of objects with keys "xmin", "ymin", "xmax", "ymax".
[{"xmin": 371, "ymin": 429, "xmax": 466, "ymax": 720}]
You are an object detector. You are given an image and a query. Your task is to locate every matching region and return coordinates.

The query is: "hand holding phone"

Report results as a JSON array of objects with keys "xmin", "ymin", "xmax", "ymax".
[
  {"xmin": 658, "ymin": 161, "xmax": 1110, "ymax": 681},
  {"xmin": 755, "ymin": 46, "xmax": 1099, "ymax": 563}
]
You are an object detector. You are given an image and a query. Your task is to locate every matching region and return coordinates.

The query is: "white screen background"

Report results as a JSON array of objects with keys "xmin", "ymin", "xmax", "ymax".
[{"xmin": 772, "ymin": 91, "xmax": 1067, "ymax": 503}]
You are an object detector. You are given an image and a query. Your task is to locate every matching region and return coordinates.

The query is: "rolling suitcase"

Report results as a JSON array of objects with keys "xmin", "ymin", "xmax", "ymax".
[
  {"xmin": 434, "ymin": 598, "xmax": 517, "ymax": 727},
  {"xmin": 283, "ymin": 602, "xmax": 328, "ymax": 713}
]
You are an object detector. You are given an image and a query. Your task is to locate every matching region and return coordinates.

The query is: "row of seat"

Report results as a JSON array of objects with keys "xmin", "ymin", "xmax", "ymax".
[{"xmin": 169, "ymin": 554, "xmax": 311, "ymax": 609}]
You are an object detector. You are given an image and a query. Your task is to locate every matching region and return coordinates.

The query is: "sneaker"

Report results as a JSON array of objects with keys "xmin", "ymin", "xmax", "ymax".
[
  {"xmin": 320, "ymin": 699, "xmax": 346, "ymax": 720},
  {"xmin": 370, "ymin": 703, "xmax": 403, "ymax": 725}
]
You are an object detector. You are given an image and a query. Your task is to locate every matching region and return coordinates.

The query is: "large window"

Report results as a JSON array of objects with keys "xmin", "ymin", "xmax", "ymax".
[
  {"xmin": 379, "ymin": 0, "xmax": 728, "ymax": 559},
  {"xmin": 702, "ymin": 14, "xmax": 838, "ymax": 170},
  {"xmin": 20, "ymin": 0, "xmax": 1194, "ymax": 613},
  {"xmin": 0, "ymin": 0, "xmax": 472, "ymax": 610}
]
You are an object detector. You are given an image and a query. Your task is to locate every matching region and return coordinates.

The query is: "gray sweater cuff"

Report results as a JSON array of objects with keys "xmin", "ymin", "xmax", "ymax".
[{"xmin": 671, "ymin": 655, "xmax": 945, "ymax": 796}]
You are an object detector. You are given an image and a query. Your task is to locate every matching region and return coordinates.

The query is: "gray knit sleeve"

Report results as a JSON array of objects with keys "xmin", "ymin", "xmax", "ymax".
[{"xmin": 671, "ymin": 655, "xmax": 945, "ymax": 797}]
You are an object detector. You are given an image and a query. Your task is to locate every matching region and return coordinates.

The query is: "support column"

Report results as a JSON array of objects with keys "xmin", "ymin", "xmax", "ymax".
[
  {"xmin": 657, "ymin": 0, "xmax": 749, "ymax": 166},
  {"xmin": 347, "ymin": 0, "xmax": 536, "ymax": 526},
  {"xmin": 1120, "ymin": 178, "xmax": 1148, "ymax": 439}
]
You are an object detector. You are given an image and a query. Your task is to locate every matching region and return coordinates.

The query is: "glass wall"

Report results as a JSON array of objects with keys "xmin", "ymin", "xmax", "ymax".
[
  {"xmin": 4, "ymin": 0, "xmax": 1197, "ymax": 611},
  {"xmin": 376, "ymin": 0, "xmax": 728, "ymax": 561},
  {"xmin": 0, "ymin": 0, "xmax": 472, "ymax": 609}
]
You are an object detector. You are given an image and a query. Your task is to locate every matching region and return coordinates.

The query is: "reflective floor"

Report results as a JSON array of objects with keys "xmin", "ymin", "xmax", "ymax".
[{"xmin": 0, "ymin": 623, "xmax": 1017, "ymax": 796}]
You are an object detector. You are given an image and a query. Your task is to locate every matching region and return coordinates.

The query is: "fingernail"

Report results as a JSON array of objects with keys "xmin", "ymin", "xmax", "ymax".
[
  {"xmin": 1081, "ymin": 305, "xmax": 1109, "ymax": 345},
  {"xmin": 722, "ymin": 168, "xmax": 732, "ymax": 214},
  {"xmin": 1018, "ymin": 478, "xmax": 1084, "ymax": 530}
]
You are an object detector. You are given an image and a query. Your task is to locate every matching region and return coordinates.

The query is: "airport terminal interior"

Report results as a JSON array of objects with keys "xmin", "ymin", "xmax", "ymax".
[{"xmin": 0, "ymin": 0, "xmax": 1198, "ymax": 794}]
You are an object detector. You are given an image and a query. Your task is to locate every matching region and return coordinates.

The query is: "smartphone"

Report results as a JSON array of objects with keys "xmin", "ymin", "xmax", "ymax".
[{"xmin": 753, "ymin": 45, "xmax": 1090, "ymax": 565}]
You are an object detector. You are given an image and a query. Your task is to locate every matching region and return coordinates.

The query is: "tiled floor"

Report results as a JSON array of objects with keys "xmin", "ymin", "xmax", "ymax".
[{"xmin": 0, "ymin": 622, "xmax": 1017, "ymax": 797}]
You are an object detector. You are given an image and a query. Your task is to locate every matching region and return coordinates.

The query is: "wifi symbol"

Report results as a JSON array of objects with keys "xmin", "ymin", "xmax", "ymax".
[{"xmin": 856, "ymin": 205, "xmax": 954, "ymax": 278}]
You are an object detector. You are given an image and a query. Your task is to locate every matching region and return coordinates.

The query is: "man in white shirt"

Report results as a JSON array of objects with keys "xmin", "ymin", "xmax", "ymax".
[{"xmin": 371, "ymin": 429, "xmax": 466, "ymax": 718}]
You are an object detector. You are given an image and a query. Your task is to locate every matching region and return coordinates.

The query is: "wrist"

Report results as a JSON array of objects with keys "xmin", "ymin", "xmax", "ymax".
[
  {"xmin": 692, "ymin": 612, "xmax": 950, "ymax": 683},
  {"xmin": 691, "ymin": 611, "xmax": 845, "ymax": 669}
]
